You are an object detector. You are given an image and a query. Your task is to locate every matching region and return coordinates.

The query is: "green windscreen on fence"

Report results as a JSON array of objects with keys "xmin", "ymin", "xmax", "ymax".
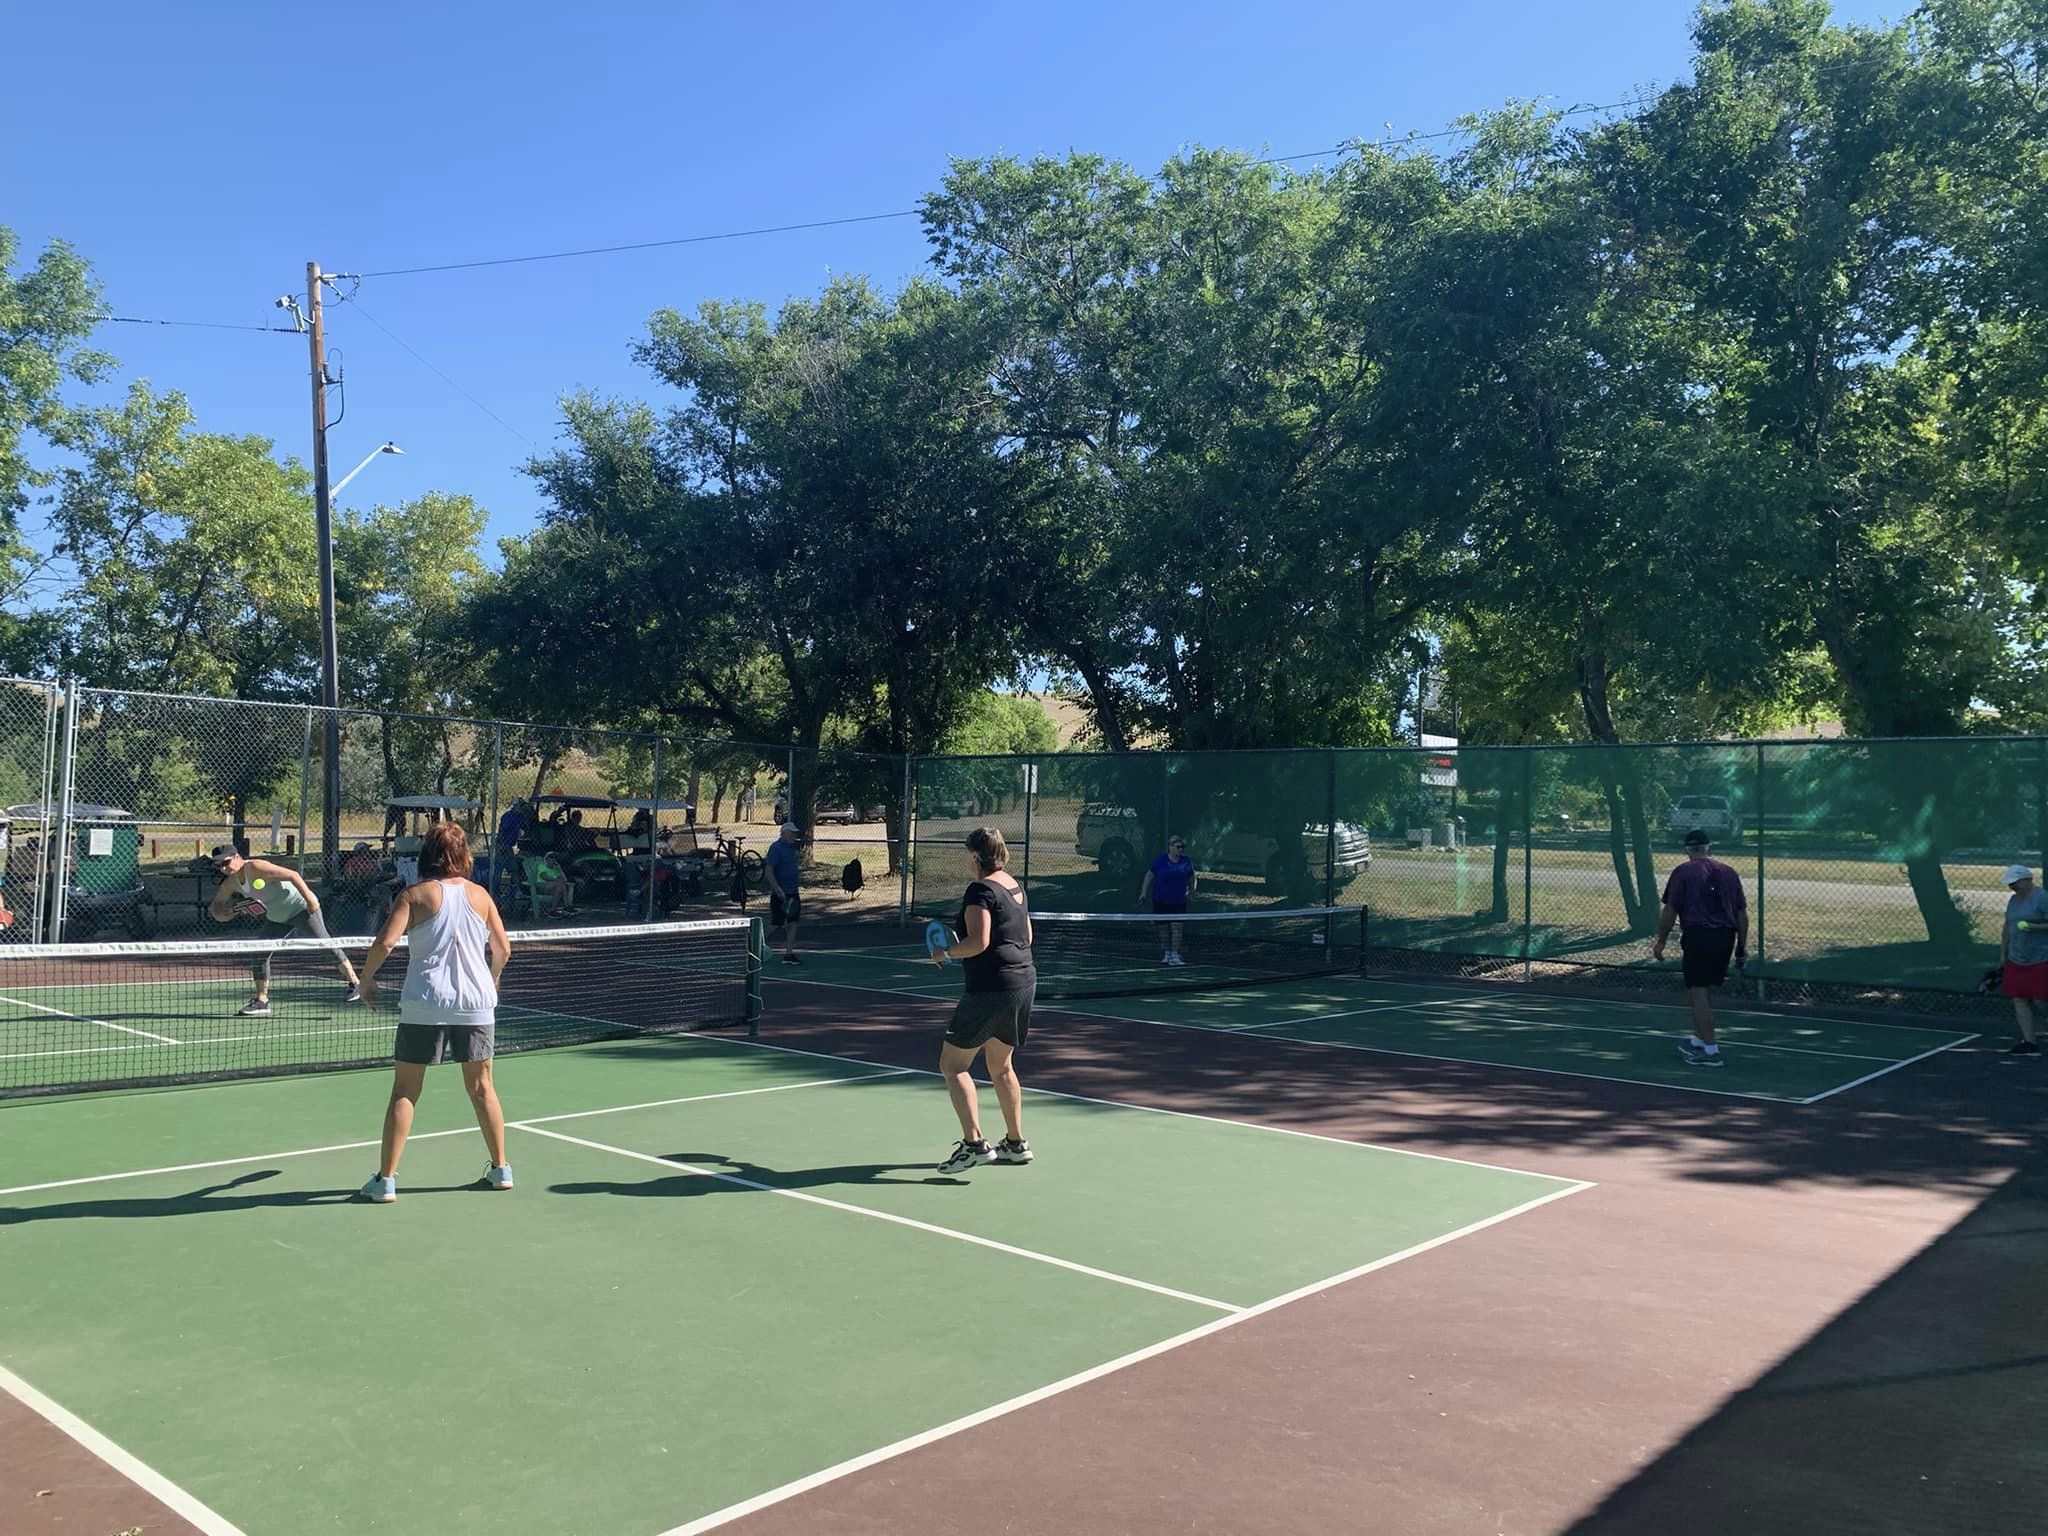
[{"xmin": 912, "ymin": 736, "xmax": 2046, "ymax": 997}]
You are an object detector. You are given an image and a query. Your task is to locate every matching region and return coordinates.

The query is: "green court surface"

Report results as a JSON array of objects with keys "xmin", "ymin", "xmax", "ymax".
[
  {"xmin": 0, "ymin": 1033, "xmax": 1581, "ymax": 1536},
  {"xmin": 794, "ymin": 944, "xmax": 1980, "ymax": 1103}
]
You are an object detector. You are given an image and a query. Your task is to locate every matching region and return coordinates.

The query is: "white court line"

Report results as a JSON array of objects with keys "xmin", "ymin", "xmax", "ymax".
[
  {"xmin": 514, "ymin": 1123, "xmax": 1244, "ymax": 1314},
  {"xmin": 1343, "ymin": 1000, "xmax": 1909, "ymax": 1062},
  {"xmin": 1797, "ymin": 1035, "xmax": 1981, "ymax": 1104},
  {"xmin": 1221, "ymin": 999, "xmax": 1450, "ymax": 1030},
  {"xmin": 0, "ymin": 1071, "xmax": 907, "ymax": 1198},
  {"xmin": 761, "ymin": 968, "xmax": 1805, "ymax": 1104},
  {"xmin": 1348, "ymin": 970, "xmax": 1990, "ymax": 1036},
  {"xmin": 0, "ymin": 1364, "xmax": 250, "ymax": 1536},
  {"xmin": 1068, "ymin": 1007, "xmax": 1815, "ymax": 1104},
  {"xmin": 668, "ymin": 1003, "xmax": 1584, "ymax": 1184},
  {"xmin": 654, "ymin": 1177, "xmax": 1592, "ymax": 1536},
  {"xmin": 0, "ymin": 1021, "xmax": 393, "ymax": 1063},
  {"xmin": 0, "ymin": 990, "xmax": 182, "ymax": 1046}
]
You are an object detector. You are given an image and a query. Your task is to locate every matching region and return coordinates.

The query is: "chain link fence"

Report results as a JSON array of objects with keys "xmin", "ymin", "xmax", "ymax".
[{"xmin": 4, "ymin": 680, "xmax": 2041, "ymax": 1014}]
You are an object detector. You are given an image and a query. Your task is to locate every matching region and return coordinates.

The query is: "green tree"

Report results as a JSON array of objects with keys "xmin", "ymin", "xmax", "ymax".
[
  {"xmin": 0, "ymin": 227, "xmax": 110, "ymax": 668},
  {"xmin": 924, "ymin": 148, "xmax": 1451, "ymax": 754},
  {"xmin": 45, "ymin": 384, "xmax": 319, "ymax": 838}
]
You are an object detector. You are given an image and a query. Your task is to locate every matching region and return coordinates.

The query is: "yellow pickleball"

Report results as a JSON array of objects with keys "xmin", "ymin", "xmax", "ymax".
[{"xmin": 251, "ymin": 878, "xmax": 266, "ymax": 890}]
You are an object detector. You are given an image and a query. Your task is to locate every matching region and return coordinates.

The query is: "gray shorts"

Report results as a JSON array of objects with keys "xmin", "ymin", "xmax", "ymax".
[{"xmin": 393, "ymin": 1023, "xmax": 496, "ymax": 1066}]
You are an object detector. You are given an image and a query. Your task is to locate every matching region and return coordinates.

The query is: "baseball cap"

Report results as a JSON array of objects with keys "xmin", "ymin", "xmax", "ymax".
[
  {"xmin": 2003, "ymin": 864, "xmax": 2033, "ymax": 884},
  {"xmin": 1682, "ymin": 829, "xmax": 1712, "ymax": 847},
  {"xmin": 780, "ymin": 820, "xmax": 801, "ymax": 834},
  {"xmin": 208, "ymin": 843, "xmax": 240, "ymax": 864}
]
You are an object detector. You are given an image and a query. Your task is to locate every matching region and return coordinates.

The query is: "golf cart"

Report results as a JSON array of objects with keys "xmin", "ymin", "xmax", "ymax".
[
  {"xmin": 6, "ymin": 802, "xmax": 157, "ymax": 941},
  {"xmin": 612, "ymin": 796, "xmax": 703, "ymax": 914},
  {"xmin": 527, "ymin": 793, "xmax": 628, "ymax": 904}
]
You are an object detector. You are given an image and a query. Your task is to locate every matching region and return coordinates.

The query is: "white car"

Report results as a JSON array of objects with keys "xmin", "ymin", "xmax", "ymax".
[{"xmin": 1666, "ymin": 795, "xmax": 1742, "ymax": 843}]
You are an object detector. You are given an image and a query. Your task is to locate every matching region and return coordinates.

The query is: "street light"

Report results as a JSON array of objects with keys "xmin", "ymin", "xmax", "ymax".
[{"xmin": 331, "ymin": 441, "xmax": 403, "ymax": 498}]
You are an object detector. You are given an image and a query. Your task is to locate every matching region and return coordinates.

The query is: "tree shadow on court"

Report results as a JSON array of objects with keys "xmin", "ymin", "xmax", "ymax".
[
  {"xmin": 1561, "ymin": 1153, "xmax": 2048, "ymax": 1535},
  {"xmin": 0, "ymin": 1168, "xmax": 491, "ymax": 1224},
  {"xmin": 753, "ymin": 979, "xmax": 2048, "ymax": 1195},
  {"xmin": 551, "ymin": 1150, "xmax": 966, "ymax": 1199}
]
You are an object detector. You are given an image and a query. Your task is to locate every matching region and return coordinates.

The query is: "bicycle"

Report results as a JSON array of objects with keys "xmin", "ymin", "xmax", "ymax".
[{"xmin": 699, "ymin": 830, "xmax": 766, "ymax": 896}]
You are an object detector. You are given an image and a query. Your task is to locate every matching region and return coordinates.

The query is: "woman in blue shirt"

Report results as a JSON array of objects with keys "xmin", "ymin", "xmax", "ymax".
[{"xmin": 1138, "ymin": 835, "xmax": 1196, "ymax": 967}]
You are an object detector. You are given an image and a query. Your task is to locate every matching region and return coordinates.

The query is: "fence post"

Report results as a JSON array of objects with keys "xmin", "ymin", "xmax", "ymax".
[
  {"xmin": 296, "ymin": 709, "xmax": 314, "ymax": 879},
  {"xmin": 647, "ymin": 735, "xmax": 663, "ymax": 923},
  {"xmin": 786, "ymin": 745, "xmax": 796, "ymax": 821},
  {"xmin": 1755, "ymin": 740, "xmax": 1767, "ymax": 1002},
  {"xmin": 487, "ymin": 724, "xmax": 503, "ymax": 902},
  {"xmin": 1325, "ymin": 749, "xmax": 1338, "ymax": 910},
  {"xmin": 2037, "ymin": 738, "xmax": 2048, "ymax": 886},
  {"xmin": 32, "ymin": 679, "xmax": 58, "ymax": 941},
  {"xmin": 47, "ymin": 678, "xmax": 80, "ymax": 944},
  {"xmin": 899, "ymin": 753, "xmax": 914, "ymax": 924},
  {"xmin": 1522, "ymin": 746, "xmax": 1534, "ymax": 982},
  {"xmin": 1022, "ymin": 756, "xmax": 1035, "ymax": 894}
]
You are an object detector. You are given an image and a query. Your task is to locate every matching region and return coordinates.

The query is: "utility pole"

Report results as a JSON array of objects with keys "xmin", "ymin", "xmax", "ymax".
[{"xmin": 305, "ymin": 262, "xmax": 342, "ymax": 881}]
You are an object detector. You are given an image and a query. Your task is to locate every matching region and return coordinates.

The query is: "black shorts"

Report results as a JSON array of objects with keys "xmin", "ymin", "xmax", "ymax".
[
  {"xmin": 1681, "ymin": 928, "xmax": 1739, "ymax": 989},
  {"xmin": 770, "ymin": 892, "xmax": 802, "ymax": 928},
  {"xmin": 394, "ymin": 1024, "xmax": 495, "ymax": 1065},
  {"xmin": 944, "ymin": 987, "xmax": 1033, "ymax": 1050},
  {"xmin": 1151, "ymin": 900, "xmax": 1188, "ymax": 916}
]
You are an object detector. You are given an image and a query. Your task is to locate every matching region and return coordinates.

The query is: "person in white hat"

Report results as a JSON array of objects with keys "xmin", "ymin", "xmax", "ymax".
[{"xmin": 1998, "ymin": 865, "xmax": 2048, "ymax": 1057}]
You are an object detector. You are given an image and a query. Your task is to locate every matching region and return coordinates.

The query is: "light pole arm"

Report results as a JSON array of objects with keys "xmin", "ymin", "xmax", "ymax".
[{"xmin": 331, "ymin": 442, "xmax": 401, "ymax": 498}]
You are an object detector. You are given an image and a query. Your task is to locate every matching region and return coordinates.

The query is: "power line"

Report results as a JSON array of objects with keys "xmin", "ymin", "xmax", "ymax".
[
  {"xmin": 334, "ymin": 294, "xmax": 536, "ymax": 450},
  {"xmin": 352, "ymin": 96, "xmax": 1676, "ymax": 285},
  {"xmin": 358, "ymin": 209, "xmax": 924, "ymax": 279},
  {"xmin": 103, "ymin": 314, "xmax": 299, "ymax": 334}
]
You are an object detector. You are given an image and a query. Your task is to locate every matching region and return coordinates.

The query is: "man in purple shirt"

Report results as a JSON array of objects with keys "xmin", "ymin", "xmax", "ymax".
[{"xmin": 1652, "ymin": 828, "xmax": 1748, "ymax": 1067}]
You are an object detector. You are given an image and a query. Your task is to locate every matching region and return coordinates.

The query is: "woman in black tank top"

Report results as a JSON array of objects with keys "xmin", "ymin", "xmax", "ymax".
[{"xmin": 930, "ymin": 826, "xmax": 1036, "ymax": 1173}]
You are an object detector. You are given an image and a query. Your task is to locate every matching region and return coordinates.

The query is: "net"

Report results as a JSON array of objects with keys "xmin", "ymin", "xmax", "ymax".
[
  {"xmin": 1028, "ymin": 904, "xmax": 1365, "ymax": 1000},
  {"xmin": 0, "ymin": 917, "xmax": 762, "ymax": 1099}
]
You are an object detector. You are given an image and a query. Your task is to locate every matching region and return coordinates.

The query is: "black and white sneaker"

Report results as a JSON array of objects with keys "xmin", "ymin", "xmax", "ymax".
[
  {"xmin": 938, "ymin": 1138, "xmax": 994, "ymax": 1174},
  {"xmin": 343, "ymin": 983, "xmax": 362, "ymax": 1004},
  {"xmin": 237, "ymin": 998, "xmax": 272, "ymax": 1018},
  {"xmin": 992, "ymin": 1137, "xmax": 1033, "ymax": 1164},
  {"xmin": 782, "ymin": 953, "xmax": 804, "ymax": 966},
  {"xmin": 2004, "ymin": 1040, "xmax": 2040, "ymax": 1057}
]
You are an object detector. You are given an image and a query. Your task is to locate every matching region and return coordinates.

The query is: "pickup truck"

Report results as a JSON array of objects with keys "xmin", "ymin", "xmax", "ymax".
[
  {"xmin": 1074, "ymin": 804, "xmax": 1371, "ymax": 893},
  {"xmin": 1665, "ymin": 795, "xmax": 1742, "ymax": 844}
]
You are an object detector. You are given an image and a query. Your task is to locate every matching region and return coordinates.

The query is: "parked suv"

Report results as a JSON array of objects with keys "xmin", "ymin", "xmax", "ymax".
[
  {"xmin": 1666, "ymin": 794, "xmax": 1742, "ymax": 844},
  {"xmin": 1074, "ymin": 804, "xmax": 1371, "ymax": 894}
]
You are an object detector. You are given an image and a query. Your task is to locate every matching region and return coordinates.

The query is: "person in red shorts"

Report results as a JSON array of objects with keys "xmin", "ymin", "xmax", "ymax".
[{"xmin": 1998, "ymin": 864, "xmax": 2048, "ymax": 1058}]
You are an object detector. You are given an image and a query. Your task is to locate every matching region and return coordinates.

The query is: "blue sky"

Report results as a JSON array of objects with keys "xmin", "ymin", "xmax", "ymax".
[{"xmin": 5, "ymin": 1, "xmax": 1900, "ymax": 556}]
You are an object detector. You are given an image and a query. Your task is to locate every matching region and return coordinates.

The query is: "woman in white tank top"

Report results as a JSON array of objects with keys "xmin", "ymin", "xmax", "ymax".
[{"xmin": 355, "ymin": 821, "xmax": 513, "ymax": 1204}]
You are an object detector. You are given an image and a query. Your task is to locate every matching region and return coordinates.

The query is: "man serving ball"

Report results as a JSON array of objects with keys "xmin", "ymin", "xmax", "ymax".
[{"xmin": 207, "ymin": 844, "xmax": 361, "ymax": 1016}]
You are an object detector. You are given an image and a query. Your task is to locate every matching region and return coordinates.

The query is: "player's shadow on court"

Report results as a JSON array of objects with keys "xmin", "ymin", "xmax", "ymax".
[
  {"xmin": 551, "ymin": 1150, "xmax": 965, "ymax": 1197},
  {"xmin": 0, "ymin": 1168, "xmax": 489, "ymax": 1224}
]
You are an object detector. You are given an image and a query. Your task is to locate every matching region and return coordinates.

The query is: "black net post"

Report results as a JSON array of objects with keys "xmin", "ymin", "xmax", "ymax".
[{"xmin": 746, "ymin": 915, "xmax": 766, "ymax": 1036}]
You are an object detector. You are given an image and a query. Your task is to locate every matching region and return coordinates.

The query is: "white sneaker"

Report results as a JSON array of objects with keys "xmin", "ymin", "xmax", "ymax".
[
  {"xmin": 484, "ymin": 1163, "xmax": 514, "ymax": 1191},
  {"xmin": 1166, "ymin": 952, "xmax": 1186, "ymax": 968},
  {"xmin": 360, "ymin": 1173, "xmax": 396, "ymax": 1203}
]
